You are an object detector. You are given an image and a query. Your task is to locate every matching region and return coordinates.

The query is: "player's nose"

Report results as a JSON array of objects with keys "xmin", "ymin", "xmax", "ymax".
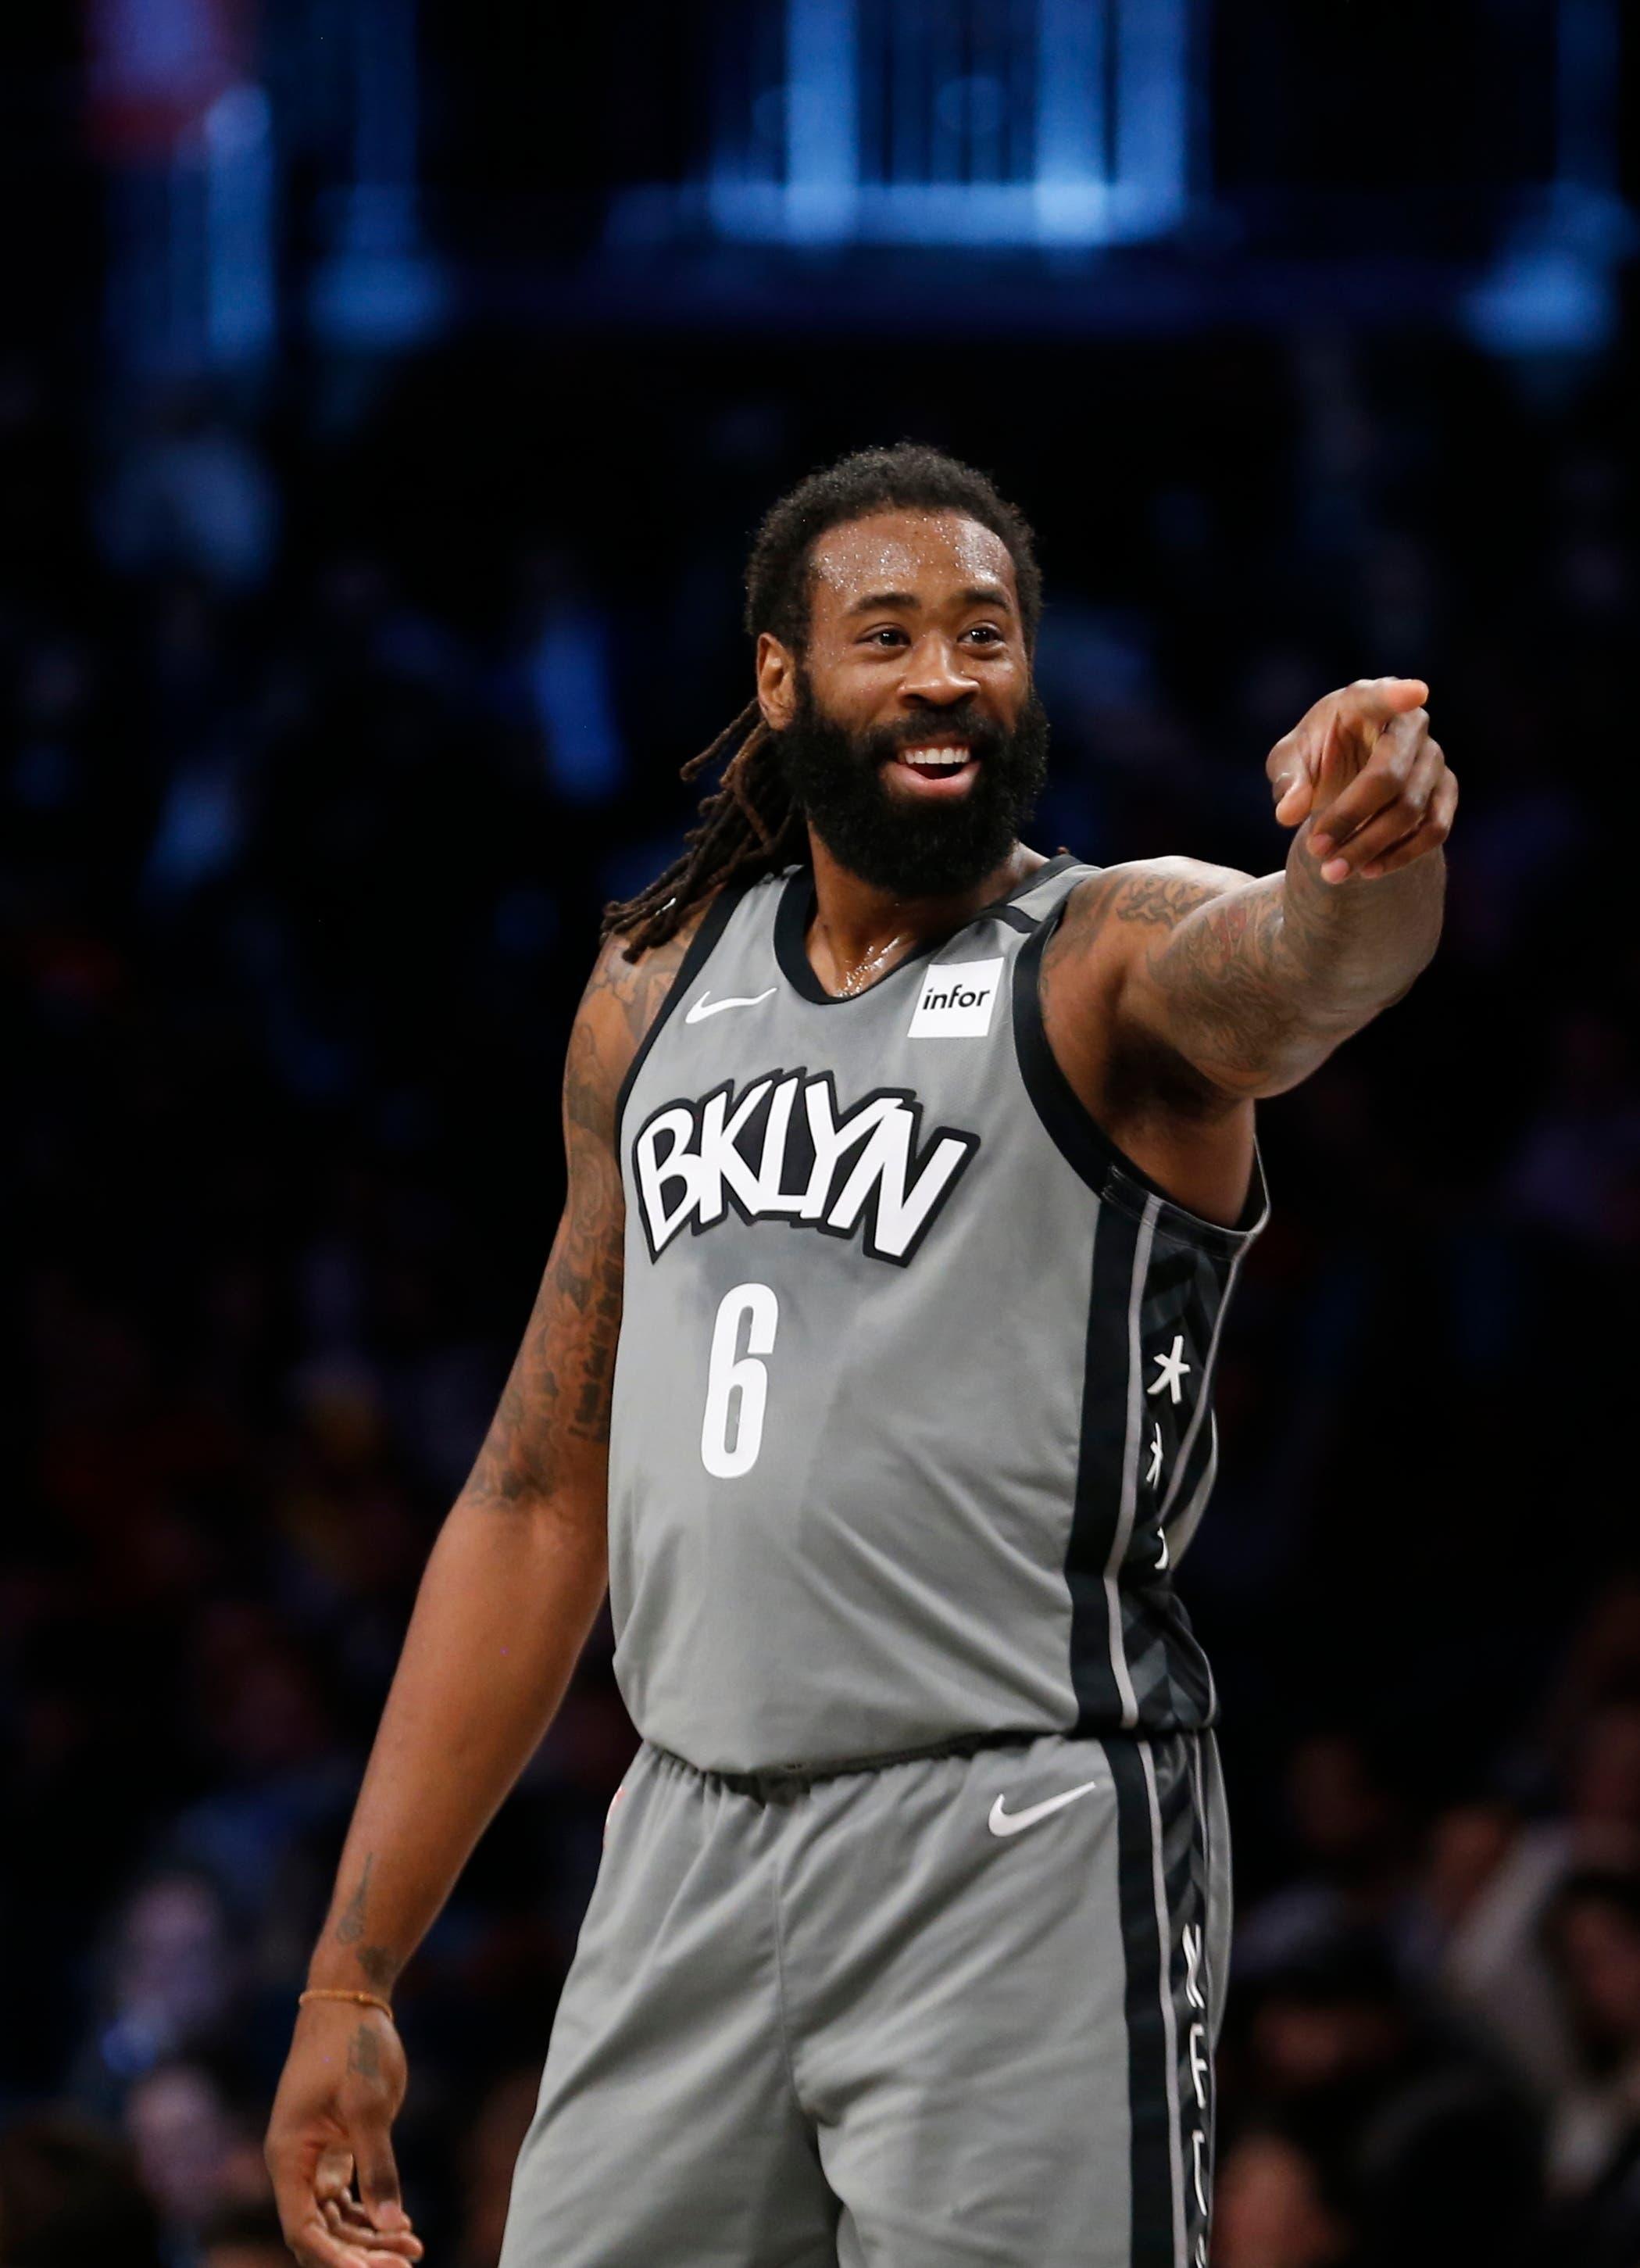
[{"xmin": 898, "ymin": 636, "xmax": 979, "ymax": 705}]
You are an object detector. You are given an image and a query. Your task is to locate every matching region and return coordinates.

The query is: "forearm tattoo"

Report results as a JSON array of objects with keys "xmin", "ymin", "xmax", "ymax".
[
  {"xmin": 331, "ymin": 1853, "xmax": 400, "ymax": 1994},
  {"xmin": 1143, "ymin": 876, "xmax": 1316, "ymax": 1087},
  {"xmin": 1048, "ymin": 847, "xmax": 1441, "ymax": 1096}
]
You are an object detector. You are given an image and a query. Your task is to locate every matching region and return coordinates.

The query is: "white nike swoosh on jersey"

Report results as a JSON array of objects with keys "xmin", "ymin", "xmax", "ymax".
[
  {"xmin": 684, "ymin": 988, "xmax": 777, "ymax": 1024},
  {"xmin": 987, "ymin": 1779, "xmax": 1104, "ymax": 1838}
]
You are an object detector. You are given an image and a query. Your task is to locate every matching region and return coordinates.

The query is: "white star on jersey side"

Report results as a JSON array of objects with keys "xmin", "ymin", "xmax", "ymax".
[
  {"xmin": 1146, "ymin": 1420, "xmax": 1163, "ymax": 1486},
  {"xmin": 1148, "ymin": 1333, "xmax": 1192, "ymax": 1404}
]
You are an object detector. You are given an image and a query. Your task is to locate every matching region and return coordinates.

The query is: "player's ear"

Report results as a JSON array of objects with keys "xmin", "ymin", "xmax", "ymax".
[{"xmin": 756, "ymin": 633, "xmax": 798, "ymax": 732}]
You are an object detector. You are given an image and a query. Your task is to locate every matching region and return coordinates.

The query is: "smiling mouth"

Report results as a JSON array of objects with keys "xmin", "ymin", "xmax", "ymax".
[
  {"xmin": 897, "ymin": 743, "xmax": 970, "ymax": 771},
  {"xmin": 888, "ymin": 742, "xmax": 977, "ymax": 789}
]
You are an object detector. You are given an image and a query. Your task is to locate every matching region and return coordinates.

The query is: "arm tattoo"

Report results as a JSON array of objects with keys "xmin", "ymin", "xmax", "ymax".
[
  {"xmin": 356, "ymin": 1943, "xmax": 399, "ymax": 1994},
  {"xmin": 335, "ymin": 1854, "xmax": 373, "ymax": 1944},
  {"xmin": 1108, "ymin": 871, "xmax": 1224, "ymax": 931},
  {"xmin": 346, "ymin": 2023, "xmax": 382, "ymax": 2080},
  {"xmin": 463, "ymin": 918, "xmax": 697, "ymax": 1513},
  {"xmin": 332, "ymin": 1853, "xmax": 400, "ymax": 1991},
  {"xmin": 1144, "ymin": 878, "xmax": 1316, "ymax": 1091},
  {"xmin": 1155, "ymin": 835, "xmax": 1443, "ymax": 1091},
  {"xmin": 1048, "ymin": 849, "xmax": 1440, "ymax": 1098},
  {"xmin": 1043, "ymin": 867, "xmax": 1289, "ymax": 1104}
]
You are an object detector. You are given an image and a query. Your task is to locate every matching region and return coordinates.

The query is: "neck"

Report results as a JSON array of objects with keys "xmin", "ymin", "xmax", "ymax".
[{"xmin": 804, "ymin": 828, "xmax": 1042, "ymax": 993}]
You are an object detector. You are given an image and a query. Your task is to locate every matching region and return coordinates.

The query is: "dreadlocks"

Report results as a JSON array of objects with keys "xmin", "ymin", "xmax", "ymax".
[{"xmin": 602, "ymin": 442, "xmax": 1042, "ymax": 958}]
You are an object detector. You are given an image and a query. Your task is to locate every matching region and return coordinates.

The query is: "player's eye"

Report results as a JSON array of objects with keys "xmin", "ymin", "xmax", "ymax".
[
  {"xmin": 862, "ymin": 626, "xmax": 909, "ymax": 647},
  {"xmin": 964, "ymin": 624, "xmax": 1005, "ymax": 645}
]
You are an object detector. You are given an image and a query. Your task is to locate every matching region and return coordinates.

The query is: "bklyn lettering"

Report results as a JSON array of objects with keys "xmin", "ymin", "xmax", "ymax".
[{"xmin": 633, "ymin": 1070, "xmax": 979, "ymax": 1266}]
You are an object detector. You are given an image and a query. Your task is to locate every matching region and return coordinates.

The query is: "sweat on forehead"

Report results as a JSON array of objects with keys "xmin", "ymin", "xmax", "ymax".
[{"xmin": 808, "ymin": 510, "xmax": 1016, "ymax": 596}]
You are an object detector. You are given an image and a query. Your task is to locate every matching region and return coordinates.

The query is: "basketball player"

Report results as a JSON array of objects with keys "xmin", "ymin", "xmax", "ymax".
[{"xmin": 266, "ymin": 446, "xmax": 1455, "ymax": 2268}]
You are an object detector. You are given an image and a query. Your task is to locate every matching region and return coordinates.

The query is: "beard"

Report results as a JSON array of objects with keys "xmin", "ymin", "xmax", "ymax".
[{"xmin": 773, "ymin": 671, "xmax": 1050, "ymax": 899}]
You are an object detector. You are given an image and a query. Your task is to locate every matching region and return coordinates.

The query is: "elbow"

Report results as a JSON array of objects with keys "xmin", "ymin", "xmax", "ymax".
[
  {"xmin": 1233, "ymin": 969, "xmax": 1431, "ymax": 1100},
  {"xmin": 451, "ymin": 1475, "xmax": 607, "ymax": 1555},
  {"xmin": 1180, "ymin": 1021, "xmax": 1339, "ymax": 1104}
]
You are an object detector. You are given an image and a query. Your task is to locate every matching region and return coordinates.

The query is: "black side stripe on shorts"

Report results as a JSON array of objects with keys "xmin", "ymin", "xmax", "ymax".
[
  {"xmin": 1156, "ymin": 1741, "xmax": 1212, "ymax": 2268},
  {"xmin": 1109, "ymin": 1738, "xmax": 1181, "ymax": 2268},
  {"xmin": 1184, "ymin": 1738, "xmax": 1218, "ymax": 2257}
]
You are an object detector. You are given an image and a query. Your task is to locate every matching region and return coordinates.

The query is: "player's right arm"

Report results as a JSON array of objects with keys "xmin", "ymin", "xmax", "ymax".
[{"xmin": 264, "ymin": 915, "xmax": 699, "ymax": 2268}]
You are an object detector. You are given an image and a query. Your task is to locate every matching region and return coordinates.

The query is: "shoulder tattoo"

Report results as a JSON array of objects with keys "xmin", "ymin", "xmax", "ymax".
[{"xmin": 463, "ymin": 910, "xmax": 705, "ymax": 1511}]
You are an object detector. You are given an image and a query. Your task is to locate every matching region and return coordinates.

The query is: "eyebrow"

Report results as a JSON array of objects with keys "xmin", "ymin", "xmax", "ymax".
[{"xmin": 845, "ymin": 584, "xmax": 1016, "ymax": 617}]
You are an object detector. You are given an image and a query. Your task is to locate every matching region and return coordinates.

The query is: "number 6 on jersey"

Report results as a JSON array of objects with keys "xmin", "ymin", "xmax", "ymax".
[{"xmin": 700, "ymin": 1282, "xmax": 780, "ymax": 1479}]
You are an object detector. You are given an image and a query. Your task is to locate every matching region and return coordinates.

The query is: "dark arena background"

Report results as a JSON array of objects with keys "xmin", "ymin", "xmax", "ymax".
[{"xmin": 4, "ymin": 5, "xmax": 1640, "ymax": 2265}]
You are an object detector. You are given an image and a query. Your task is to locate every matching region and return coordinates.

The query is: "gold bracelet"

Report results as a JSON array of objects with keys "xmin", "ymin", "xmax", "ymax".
[{"xmin": 298, "ymin": 1987, "xmax": 395, "ymax": 2019}]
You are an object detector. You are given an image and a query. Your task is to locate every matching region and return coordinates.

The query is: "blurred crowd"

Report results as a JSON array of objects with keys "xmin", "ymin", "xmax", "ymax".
[{"xmin": 2, "ymin": 314, "xmax": 1638, "ymax": 2268}]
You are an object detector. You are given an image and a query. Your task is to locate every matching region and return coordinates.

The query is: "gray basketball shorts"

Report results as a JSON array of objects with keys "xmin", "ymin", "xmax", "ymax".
[{"xmin": 498, "ymin": 1728, "xmax": 1229, "ymax": 2268}]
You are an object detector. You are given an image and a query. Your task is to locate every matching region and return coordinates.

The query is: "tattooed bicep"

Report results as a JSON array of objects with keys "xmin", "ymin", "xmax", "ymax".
[
  {"xmin": 563, "ymin": 925, "xmax": 694, "ymax": 1150},
  {"xmin": 1043, "ymin": 859, "xmax": 1250, "ymax": 985},
  {"xmin": 462, "ymin": 909, "xmax": 706, "ymax": 1513},
  {"xmin": 1128, "ymin": 867, "xmax": 1324, "ymax": 1099}
]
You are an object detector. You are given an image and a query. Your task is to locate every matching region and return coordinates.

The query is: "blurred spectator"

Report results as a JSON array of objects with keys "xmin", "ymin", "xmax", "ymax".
[
  {"xmin": 1542, "ymin": 1869, "xmax": 1640, "ymax": 2259},
  {"xmin": 197, "ymin": 2196, "xmax": 290, "ymax": 2268},
  {"xmin": 1443, "ymin": 1700, "xmax": 1640, "ymax": 2102},
  {"xmin": 1227, "ymin": 1936, "xmax": 1540, "ymax": 2266},
  {"xmin": 1237, "ymin": 1735, "xmax": 1413, "ymax": 1976},
  {"xmin": 0, "ymin": 2111, "xmax": 165, "ymax": 2268},
  {"xmin": 1214, "ymin": 2126, "xmax": 1359, "ymax": 2268},
  {"xmin": 120, "ymin": 2057, "xmax": 270, "ymax": 2257},
  {"xmin": 163, "ymin": 1607, "xmax": 356, "ymax": 1926},
  {"xmin": 70, "ymin": 1874, "xmax": 245, "ymax": 2123},
  {"xmin": 1399, "ymin": 1796, "xmax": 1520, "ymax": 1979},
  {"xmin": 1539, "ymin": 1871, "xmax": 1640, "ymax": 2215}
]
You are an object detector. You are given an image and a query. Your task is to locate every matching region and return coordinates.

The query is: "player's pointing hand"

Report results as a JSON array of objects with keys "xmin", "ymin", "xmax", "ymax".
[
  {"xmin": 1267, "ymin": 676, "xmax": 1457, "ymax": 883},
  {"xmin": 1267, "ymin": 675, "xmax": 1427, "ymax": 825}
]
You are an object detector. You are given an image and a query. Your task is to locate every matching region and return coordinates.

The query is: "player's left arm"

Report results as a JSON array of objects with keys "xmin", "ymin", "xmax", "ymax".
[{"xmin": 1102, "ymin": 676, "xmax": 1456, "ymax": 1101}]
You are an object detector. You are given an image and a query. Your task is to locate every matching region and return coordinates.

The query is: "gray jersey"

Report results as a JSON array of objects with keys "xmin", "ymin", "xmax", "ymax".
[{"xmin": 609, "ymin": 857, "xmax": 1267, "ymax": 1775}]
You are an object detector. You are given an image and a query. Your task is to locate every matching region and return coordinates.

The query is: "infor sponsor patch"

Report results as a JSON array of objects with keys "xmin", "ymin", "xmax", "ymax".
[{"xmin": 908, "ymin": 956, "xmax": 1004, "ymax": 1038}]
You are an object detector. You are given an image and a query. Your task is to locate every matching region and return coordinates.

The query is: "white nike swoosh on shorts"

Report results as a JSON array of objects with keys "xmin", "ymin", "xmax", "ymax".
[
  {"xmin": 684, "ymin": 987, "xmax": 777, "ymax": 1024},
  {"xmin": 987, "ymin": 1779, "xmax": 1104, "ymax": 1837}
]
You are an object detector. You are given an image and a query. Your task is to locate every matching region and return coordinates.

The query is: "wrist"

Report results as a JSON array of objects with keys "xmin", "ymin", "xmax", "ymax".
[
  {"xmin": 305, "ymin": 1947, "xmax": 404, "ymax": 2000},
  {"xmin": 298, "ymin": 1984, "xmax": 395, "ymax": 2022}
]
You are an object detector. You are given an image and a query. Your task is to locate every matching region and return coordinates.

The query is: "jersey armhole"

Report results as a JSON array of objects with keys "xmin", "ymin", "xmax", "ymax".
[
  {"xmin": 1010, "ymin": 901, "xmax": 1269, "ymax": 1255},
  {"xmin": 613, "ymin": 873, "xmax": 760, "ymax": 1141}
]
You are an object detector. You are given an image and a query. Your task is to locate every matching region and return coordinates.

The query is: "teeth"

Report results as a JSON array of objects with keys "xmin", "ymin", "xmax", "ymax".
[{"xmin": 901, "ymin": 747, "xmax": 970, "ymax": 770}]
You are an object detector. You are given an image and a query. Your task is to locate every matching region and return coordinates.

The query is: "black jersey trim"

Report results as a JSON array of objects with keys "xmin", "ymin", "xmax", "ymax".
[
  {"xmin": 614, "ymin": 871, "xmax": 761, "ymax": 1140},
  {"xmin": 1069, "ymin": 1197, "xmax": 1140, "ymax": 1732},
  {"xmin": 1011, "ymin": 903, "xmax": 1269, "ymax": 1257},
  {"xmin": 772, "ymin": 850, "xmax": 1084, "ymax": 1006},
  {"xmin": 1006, "ymin": 849, "xmax": 1081, "ymax": 907},
  {"xmin": 1109, "ymin": 1737, "xmax": 1186, "ymax": 2268},
  {"xmin": 774, "ymin": 869, "xmax": 948, "ymax": 1005}
]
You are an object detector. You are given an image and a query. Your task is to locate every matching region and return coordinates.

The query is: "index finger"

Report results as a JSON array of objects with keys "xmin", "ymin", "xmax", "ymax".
[
  {"xmin": 1335, "ymin": 674, "xmax": 1429, "ymax": 732},
  {"xmin": 1265, "ymin": 732, "xmax": 1315, "ymax": 826}
]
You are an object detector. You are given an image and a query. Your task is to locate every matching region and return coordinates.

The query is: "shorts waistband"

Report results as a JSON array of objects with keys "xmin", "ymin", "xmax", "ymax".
[{"xmin": 652, "ymin": 1728, "xmax": 1045, "ymax": 1804}]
